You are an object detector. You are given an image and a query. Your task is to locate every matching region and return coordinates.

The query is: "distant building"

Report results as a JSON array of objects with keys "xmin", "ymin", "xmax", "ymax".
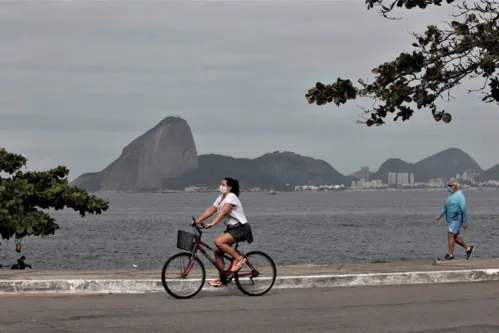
[
  {"xmin": 388, "ymin": 172, "xmax": 397, "ymax": 185},
  {"xmin": 410, "ymin": 173, "xmax": 415, "ymax": 185},
  {"xmin": 396, "ymin": 172, "xmax": 409, "ymax": 185},
  {"xmin": 361, "ymin": 166, "xmax": 370, "ymax": 183}
]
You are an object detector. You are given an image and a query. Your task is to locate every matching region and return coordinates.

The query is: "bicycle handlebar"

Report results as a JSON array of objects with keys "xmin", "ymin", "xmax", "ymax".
[{"xmin": 190, "ymin": 217, "xmax": 205, "ymax": 234}]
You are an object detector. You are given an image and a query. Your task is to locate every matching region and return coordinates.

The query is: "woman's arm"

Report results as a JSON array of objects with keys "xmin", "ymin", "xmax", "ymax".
[
  {"xmin": 195, "ymin": 206, "xmax": 217, "ymax": 224},
  {"xmin": 205, "ymin": 203, "xmax": 233, "ymax": 228}
]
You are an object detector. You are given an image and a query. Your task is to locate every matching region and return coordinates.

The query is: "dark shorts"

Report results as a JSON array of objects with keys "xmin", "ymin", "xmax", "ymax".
[{"xmin": 224, "ymin": 223, "xmax": 253, "ymax": 244}]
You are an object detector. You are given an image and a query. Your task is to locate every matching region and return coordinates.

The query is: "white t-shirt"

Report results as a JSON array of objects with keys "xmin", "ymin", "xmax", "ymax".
[{"xmin": 212, "ymin": 193, "xmax": 248, "ymax": 226}]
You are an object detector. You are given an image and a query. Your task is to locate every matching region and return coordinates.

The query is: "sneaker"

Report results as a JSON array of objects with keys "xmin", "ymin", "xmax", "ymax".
[
  {"xmin": 208, "ymin": 278, "xmax": 228, "ymax": 288},
  {"xmin": 230, "ymin": 257, "xmax": 247, "ymax": 272},
  {"xmin": 439, "ymin": 254, "xmax": 455, "ymax": 261},
  {"xmin": 466, "ymin": 246, "xmax": 475, "ymax": 260}
]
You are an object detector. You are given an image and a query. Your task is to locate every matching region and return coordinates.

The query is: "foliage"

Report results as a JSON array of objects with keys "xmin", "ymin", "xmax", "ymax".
[
  {"xmin": 0, "ymin": 147, "xmax": 109, "ymax": 242},
  {"xmin": 305, "ymin": 0, "xmax": 499, "ymax": 126}
]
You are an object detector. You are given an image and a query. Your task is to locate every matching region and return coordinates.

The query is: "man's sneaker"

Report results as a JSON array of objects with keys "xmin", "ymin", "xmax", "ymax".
[
  {"xmin": 466, "ymin": 246, "xmax": 475, "ymax": 260},
  {"xmin": 439, "ymin": 254, "xmax": 455, "ymax": 261}
]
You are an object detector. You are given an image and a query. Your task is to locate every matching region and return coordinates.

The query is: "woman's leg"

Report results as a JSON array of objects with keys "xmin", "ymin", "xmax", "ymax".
[
  {"xmin": 214, "ymin": 248, "xmax": 226, "ymax": 277},
  {"xmin": 215, "ymin": 232, "xmax": 247, "ymax": 272},
  {"xmin": 209, "ymin": 235, "xmax": 234, "ymax": 287},
  {"xmin": 208, "ymin": 248, "xmax": 228, "ymax": 287},
  {"xmin": 214, "ymin": 233, "xmax": 242, "ymax": 260}
]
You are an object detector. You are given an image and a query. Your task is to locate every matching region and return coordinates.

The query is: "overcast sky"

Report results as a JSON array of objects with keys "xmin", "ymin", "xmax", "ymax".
[{"xmin": 1, "ymin": 0, "xmax": 497, "ymax": 179}]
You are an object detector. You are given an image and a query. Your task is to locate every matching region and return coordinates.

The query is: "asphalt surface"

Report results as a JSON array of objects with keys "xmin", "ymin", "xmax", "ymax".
[{"xmin": 1, "ymin": 282, "xmax": 499, "ymax": 333}]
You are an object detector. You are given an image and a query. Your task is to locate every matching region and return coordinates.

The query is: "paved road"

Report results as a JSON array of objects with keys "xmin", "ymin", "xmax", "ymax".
[{"xmin": 1, "ymin": 282, "xmax": 499, "ymax": 333}]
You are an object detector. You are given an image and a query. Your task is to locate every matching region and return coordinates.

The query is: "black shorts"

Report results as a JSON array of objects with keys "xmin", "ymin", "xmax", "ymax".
[{"xmin": 224, "ymin": 223, "xmax": 253, "ymax": 244}]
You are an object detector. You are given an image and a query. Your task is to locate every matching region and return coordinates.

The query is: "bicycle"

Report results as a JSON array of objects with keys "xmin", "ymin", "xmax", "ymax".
[{"xmin": 161, "ymin": 218, "xmax": 277, "ymax": 299}]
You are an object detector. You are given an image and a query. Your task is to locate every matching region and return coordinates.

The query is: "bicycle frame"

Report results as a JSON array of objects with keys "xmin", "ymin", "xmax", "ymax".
[{"xmin": 183, "ymin": 225, "xmax": 259, "ymax": 280}]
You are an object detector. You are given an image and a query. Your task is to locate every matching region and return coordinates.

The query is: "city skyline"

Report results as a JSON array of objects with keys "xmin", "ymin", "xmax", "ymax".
[{"xmin": 350, "ymin": 166, "xmax": 487, "ymax": 189}]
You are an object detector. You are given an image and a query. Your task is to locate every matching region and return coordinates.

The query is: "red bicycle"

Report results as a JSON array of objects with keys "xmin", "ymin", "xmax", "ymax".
[{"xmin": 161, "ymin": 219, "xmax": 277, "ymax": 299}]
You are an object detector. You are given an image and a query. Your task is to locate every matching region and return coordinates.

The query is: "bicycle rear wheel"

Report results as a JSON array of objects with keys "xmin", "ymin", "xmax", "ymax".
[
  {"xmin": 235, "ymin": 251, "xmax": 276, "ymax": 296},
  {"xmin": 161, "ymin": 252, "xmax": 205, "ymax": 299}
]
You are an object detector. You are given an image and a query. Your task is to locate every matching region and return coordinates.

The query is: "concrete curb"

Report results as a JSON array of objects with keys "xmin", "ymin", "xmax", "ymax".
[{"xmin": 1, "ymin": 269, "xmax": 499, "ymax": 294}]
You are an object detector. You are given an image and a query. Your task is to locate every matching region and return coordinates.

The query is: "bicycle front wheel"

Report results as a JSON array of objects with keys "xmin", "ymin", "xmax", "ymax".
[
  {"xmin": 161, "ymin": 252, "xmax": 206, "ymax": 299},
  {"xmin": 235, "ymin": 251, "xmax": 276, "ymax": 296}
]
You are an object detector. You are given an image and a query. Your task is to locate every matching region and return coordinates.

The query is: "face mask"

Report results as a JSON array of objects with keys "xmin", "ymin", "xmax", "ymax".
[
  {"xmin": 447, "ymin": 185, "xmax": 454, "ymax": 193},
  {"xmin": 219, "ymin": 185, "xmax": 228, "ymax": 194}
]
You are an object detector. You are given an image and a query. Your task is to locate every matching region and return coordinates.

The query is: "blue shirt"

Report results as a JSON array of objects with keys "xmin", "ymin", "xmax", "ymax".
[{"xmin": 439, "ymin": 190, "xmax": 467, "ymax": 224}]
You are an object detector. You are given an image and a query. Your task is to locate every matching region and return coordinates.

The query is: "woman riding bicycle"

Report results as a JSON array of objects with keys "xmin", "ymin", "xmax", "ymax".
[{"xmin": 194, "ymin": 177, "xmax": 253, "ymax": 288}]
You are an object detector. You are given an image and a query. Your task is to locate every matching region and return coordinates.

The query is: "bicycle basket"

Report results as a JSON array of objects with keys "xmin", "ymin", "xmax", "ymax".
[{"xmin": 177, "ymin": 230, "xmax": 196, "ymax": 251}]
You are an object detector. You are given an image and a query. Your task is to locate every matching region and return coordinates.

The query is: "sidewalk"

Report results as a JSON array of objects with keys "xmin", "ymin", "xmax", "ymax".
[{"xmin": 1, "ymin": 258, "xmax": 498, "ymax": 294}]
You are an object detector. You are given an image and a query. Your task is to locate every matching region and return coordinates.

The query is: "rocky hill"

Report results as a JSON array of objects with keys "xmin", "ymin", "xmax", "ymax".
[
  {"xmin": 72, "ymin": 115, "xmax": 486, "ymax": 191},
  {"xmin": 350, "ymin": 169, "xmax": 374, "ymax": 180},
  {"xmin": 165, "ymin": 154, "xmax": 288, "ymax": 190},
  {"xmin": 72, "ymin": 116, "xmax": 198, "ymax": 191},
  {"xmin": 371, "ymin": 158, "xmax": 414, "ymax": 182},
  {"xmin": 370, "ymin": 148, "xmax": 482, "ymax": 183},
  {"xmin": 475, "ymin": 164, "xmax": 499, "ymax": 181},
  {"xmin": 73, "ymin": 117, "xmax": 352, "ymax": 192},
  {"xmin": 253, "ymin": 151, "xmax": 352, "ymax": 186},
  {"xmin": 414, "ymin": 148, "xmax": 481, "ymax": 181},
  {"xmin": 165, "ymin": 151, "xmax": 354, "ymax": 190}
]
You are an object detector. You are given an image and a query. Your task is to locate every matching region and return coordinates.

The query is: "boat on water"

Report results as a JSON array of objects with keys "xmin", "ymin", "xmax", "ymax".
[{"xmin": 267, "ymin": 190, "xmax": 277, "ymax": 195}]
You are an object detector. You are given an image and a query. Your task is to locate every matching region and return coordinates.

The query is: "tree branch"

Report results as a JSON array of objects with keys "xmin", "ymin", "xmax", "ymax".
[{"xmin": 305, "ymin": 0, "xmax": 499, "ymax": 126}]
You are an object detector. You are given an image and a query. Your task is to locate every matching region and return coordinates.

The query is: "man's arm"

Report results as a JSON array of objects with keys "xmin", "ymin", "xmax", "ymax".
[
  {"xmin": 436, "ymin": 205, "xmax": 446, "ymax": 221},
  {"xmin": 459, "ymin": 194, "xmax": 468, "ymax": 224}
]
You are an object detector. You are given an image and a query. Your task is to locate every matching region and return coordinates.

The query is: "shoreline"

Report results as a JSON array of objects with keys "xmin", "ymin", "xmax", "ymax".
[{"xmin": 91, "ymin": 187, "xmax": 497, "ymax": 194}]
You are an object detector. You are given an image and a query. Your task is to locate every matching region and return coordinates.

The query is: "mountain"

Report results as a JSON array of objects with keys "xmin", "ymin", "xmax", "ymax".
[
  {"xmin": 413, "ymin": 148, "xmax": 482, "ymax": 181},
  {"xmin": 475, "ymin": 164, "xmax": 499, "ymax": 181},
  {"xmin": 370, "ymin": 148, "xmax": 482, "ymax": 183},
  {"xmin": 371, "ymin": 158, "xmax": 415, "ymax": 183},
  {"xmin": 254, "ymin": 151, "xmax": 353, "ymax": 186},
  {"xmin": 165, "ymin": 151, "xmax": 354, "ymax": 190},
  {"xmin": 165, "ymin": 154, "xmax": 288, "ymax": 190},
  {"xmin": 350, "ymin": 169, "xmax": 374, "ymax": 180},
  {"xmin": 72, "ymin": 116, "xmax": 198, "ymax": 191},
  {"xmin": 73, "ymin": 116, "xmax": 354, "ymax": 192},
  {"xmin": 72, "ymin": 115, "xmax": 485, "ymax": 191}
]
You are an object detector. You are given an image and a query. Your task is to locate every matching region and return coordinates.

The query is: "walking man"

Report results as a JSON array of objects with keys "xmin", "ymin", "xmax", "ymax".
[{"xmin": 435, "ymin": 178, "xmax": 474, "ymax": 260}]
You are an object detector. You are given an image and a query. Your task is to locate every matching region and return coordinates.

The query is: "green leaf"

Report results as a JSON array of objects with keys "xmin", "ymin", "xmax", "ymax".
[{"xmin": 0, "ymin": 146, "xmax": 109, "ymax": 241}]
